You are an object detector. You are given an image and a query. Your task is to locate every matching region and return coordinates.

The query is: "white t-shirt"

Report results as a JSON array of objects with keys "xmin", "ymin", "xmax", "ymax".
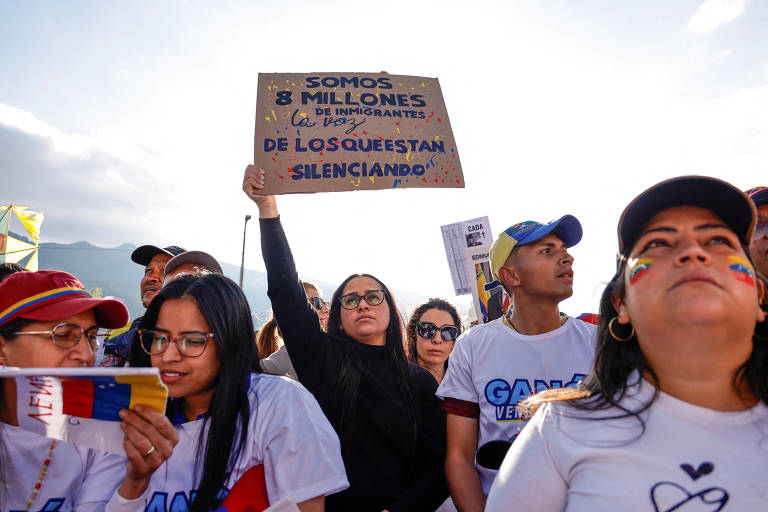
[
  {"xmin": 1, "ymin": 424, "xmax": 125, "ymax": 512},
  {"xmin": 436, "ymin": 316, "xmax": 596, "ymax": 494},
  {"xmin": 107, "ymin": 373, "xmax": 348, "ymax": 512},
  {"xmin": 486, "ymin": 372, "xmax": 768, "ymax": 511}
]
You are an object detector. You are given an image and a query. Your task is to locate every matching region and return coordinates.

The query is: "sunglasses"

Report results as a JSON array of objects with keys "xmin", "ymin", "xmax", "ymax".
[
  {"xmin": 416, "ymin": 321, "xmax": 460, "ymax": 342},
  {"xmin": 753, "ymin": 218, "xmax": 768, "ymax": 242},
  {"xmin": 339, "ymin": 289, "xmax": 386, "ymax": 310},
  {"xmin": 308, "ymin": 296, "xmax": 329, "ymax": 310}
]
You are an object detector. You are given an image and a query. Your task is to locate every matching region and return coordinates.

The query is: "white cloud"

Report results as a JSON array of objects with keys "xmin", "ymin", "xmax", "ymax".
[
  {"xmin": 2, "ymin": 1, "xmax": 768, "ymax": 318},
  {"xmin": 0, "ymin": 104, "xmax": 179, "ymax": 247},
  {"xmin": 0, "ymin": 104, "xmax": 156, "ymax": 163},
  {"xmin": 687, "ymin": 0, "xmax": 746, "ymax": 34}
]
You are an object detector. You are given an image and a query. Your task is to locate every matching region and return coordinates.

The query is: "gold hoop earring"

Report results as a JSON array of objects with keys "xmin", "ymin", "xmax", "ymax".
[{"xmin": 608, "ymin": 316, "xmax": 634, "ymax": 342}]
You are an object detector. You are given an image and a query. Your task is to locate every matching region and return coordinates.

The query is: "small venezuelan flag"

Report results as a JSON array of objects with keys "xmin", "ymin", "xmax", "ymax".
[
  {"xmin": 61, "ymin": 374, "xmax": 167, "ymax": 421},
  {"xmin": 5, "ymin": 367, "xmax": 167, "ymax": 456}
]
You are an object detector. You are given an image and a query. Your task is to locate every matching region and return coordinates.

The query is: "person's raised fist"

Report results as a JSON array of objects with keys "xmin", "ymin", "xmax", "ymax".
[{"xmin": 242, "ymin": 165, "xmax": 278, "ymax": 218}]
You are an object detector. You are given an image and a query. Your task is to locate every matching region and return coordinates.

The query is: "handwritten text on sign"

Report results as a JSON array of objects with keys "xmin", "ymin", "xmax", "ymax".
[{"xmin": 254, "ymin": 73, "xmax": 464, "ymax": 194}]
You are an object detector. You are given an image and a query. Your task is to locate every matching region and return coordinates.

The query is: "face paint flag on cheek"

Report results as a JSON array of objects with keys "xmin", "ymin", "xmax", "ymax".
[
  {"xmin": 727, "ymin": 256, "xmax": 755, "ymax": 287},
  {"xmin": 629, "ymin": 258, "xmax": 653, "ymax": 285}
]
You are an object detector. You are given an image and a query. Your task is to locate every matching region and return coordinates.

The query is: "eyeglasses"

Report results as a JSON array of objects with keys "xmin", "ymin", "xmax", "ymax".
[
  {"xmin": 753, "ymin": 218, "xmax": 768, "ymax": 242},
  {"xmin": 9, "ymin": 323, "xmax": 106, "ymax": 352},
  {"xmin": 416, "ymin": 321, "xmax": 460, "ymax": 342},
  {"xmin": 137, "ymin": 329, "xmax": 213, "ymax": 357},
  {"xmin": 339, "ymin": 289, "xmax": 386, "ymax": 310},
  {"xmin": 308, "ymin": 296, "xmax": 329, "ymax": 311}
]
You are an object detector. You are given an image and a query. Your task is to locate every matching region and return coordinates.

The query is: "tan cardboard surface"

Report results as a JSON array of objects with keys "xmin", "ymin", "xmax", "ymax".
[{"xmin": 254, "ymin": 72, "xmax": 464, "ymax": 194}]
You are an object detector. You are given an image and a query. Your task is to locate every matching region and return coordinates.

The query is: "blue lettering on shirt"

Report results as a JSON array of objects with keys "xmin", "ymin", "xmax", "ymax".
[
  {"xmin": 10, "ymin": 498, "xmax": 65, "ymax": 512},
  {"xmin": 144, "ymin": 487, "xmax": 230, "ymax": 512},
  {"xmin": 484, "ymin": 374, "xmax": 586, "ymax": 421}
]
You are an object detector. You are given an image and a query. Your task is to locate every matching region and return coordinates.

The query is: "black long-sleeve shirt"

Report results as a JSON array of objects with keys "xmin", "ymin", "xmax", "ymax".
[{"xmin": 260, "ymin": 216, "xmax": 448, "ymax": 512}]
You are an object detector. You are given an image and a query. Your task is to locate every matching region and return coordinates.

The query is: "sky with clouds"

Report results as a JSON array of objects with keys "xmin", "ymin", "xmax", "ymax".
[{"xmin": 1, "ymin": 0, "xmax": 766, "ymax": 316}]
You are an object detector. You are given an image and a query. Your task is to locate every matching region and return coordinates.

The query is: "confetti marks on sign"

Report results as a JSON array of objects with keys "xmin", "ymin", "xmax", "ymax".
[{"xmin": 254, "ymin": 73, "xmax": 463, "ymax": 193}]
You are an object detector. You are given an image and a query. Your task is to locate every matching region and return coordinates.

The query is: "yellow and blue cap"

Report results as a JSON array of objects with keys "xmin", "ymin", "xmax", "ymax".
[{"xmin": 489, "ymin": 215, "xmax": 583, "ymax": 281}]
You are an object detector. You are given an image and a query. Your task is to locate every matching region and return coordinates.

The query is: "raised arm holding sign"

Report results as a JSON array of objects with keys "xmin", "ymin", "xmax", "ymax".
[{"xmin": 244, "ymin": 165, "xmax": 450, "ymax": 512}]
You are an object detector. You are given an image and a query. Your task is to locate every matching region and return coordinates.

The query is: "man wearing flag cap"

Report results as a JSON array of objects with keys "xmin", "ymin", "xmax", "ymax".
[
  {"xmin": 100, "ymin": 244, "xmax": 185, "ymax": 367},
  {"xmin": 437, "ymin": 215, "xmax": 597, "ymax": 511},
  {"xmin": 746, "ymin": 187, "xmax": 768, "ymax": 279}
]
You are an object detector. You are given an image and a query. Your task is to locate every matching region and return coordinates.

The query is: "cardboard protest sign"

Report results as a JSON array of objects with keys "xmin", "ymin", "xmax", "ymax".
[
  {"xmin": 254, "ymin": 73, "xmax": 463, "ymax": 194},
  {"xmin": 0, "ymin": 367, "xmax": 167, "ymax": 456},
  {"xmin": 441, "ymin": 216, "xmax": 493, "ymax": 295}
]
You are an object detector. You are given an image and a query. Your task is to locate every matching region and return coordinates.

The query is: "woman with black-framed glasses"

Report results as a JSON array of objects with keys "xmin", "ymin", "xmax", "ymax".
[
  {"xmin": 406, "ymin": 298, "xmax": 463, "ymax": 385},
  {"xmin": 117, "ymin": 273, "xmax": 348, "ymax": 512},
  {"xmin": 243, "ymin": 165, "xmax": 449, "ymax": 512}
]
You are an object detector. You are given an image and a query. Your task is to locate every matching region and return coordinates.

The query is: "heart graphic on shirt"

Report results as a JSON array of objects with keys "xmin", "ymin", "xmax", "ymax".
[
  {"xmin": 650, "ymin": 482, "xmax": 728, "ymax": 512},
  {"xmin": 680, "ymin": 462, "xmax": 714, "ymax": 481}
]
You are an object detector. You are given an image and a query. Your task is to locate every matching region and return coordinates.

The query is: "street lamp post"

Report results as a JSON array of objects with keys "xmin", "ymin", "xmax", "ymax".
[{"xmin": 239, "ymin": 214, "xmax": 252, "ymax": 288}]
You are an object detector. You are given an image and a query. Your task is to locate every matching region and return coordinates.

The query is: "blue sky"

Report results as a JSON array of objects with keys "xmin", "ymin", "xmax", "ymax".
[{"xmin": 1, "ymin": 0, "xmax": 766, "ymax": 316}]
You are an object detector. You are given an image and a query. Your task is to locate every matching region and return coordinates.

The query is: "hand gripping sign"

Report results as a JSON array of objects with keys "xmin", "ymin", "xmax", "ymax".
[{"xmin": 254, "ymin": 73, "xmax": 464, "ymax": 194}]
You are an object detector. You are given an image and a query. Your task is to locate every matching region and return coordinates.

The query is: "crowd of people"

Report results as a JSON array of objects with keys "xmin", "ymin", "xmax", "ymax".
[{"xmin": 0, "ymin": 171, "xmax": 766, "ymax": 512}]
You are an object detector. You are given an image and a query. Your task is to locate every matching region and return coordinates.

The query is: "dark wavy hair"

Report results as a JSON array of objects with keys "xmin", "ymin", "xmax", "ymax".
[
  {"xmin": 406, "ymin": 298, "xmax": 463, "ymax": 369},
  {"xmin": 522, "ymin": 246, "xmax": 768, "ymax": 428},
  {"xmin": 0, "ymin": 262, "xmax": 28, "ymax": 284},
  {"xmin": 129, "ymin": 273, "xmax": 259, "ymax": 512},
  {"xmin": 325, "ymin": 273, "xmax": 419, "ymax": 443}
]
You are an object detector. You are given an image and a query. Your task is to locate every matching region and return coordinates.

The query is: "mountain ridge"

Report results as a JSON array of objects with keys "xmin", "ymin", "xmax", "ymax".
[{"xmin": 14, "ymin": 235, "xmax": 435, "ymax": 326}]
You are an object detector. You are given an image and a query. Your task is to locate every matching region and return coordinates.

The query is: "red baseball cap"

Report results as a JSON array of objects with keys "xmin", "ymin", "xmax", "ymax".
[{"xmin": 0, "ymin": 270, "xmax": 129, "ymax": 329}]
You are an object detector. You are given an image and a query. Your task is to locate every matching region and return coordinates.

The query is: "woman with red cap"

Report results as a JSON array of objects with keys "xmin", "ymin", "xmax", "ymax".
[
  {"xmin": 486, "ymin": 176, "xmax": 768, "ymax": 511},
  {"xmin": 0, "ymin": 270, "xmax": 177, "ymax": 511}
]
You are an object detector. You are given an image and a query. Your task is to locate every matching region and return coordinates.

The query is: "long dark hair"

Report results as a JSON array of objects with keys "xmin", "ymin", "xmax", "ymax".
[
  {"xmin": 325, "ymin": 273, "xmax": 419, "ymax": 443},
  {"xmin": 406, "ymin": 298, "xmax": 463, "ymax": 370},
  {"xmin": 522, "ymin": 247, "xmax": 768, "ymax": 424},
  {"xmin": 129, "ymin": 274, "xmax": 259, "ymax": 512}
]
